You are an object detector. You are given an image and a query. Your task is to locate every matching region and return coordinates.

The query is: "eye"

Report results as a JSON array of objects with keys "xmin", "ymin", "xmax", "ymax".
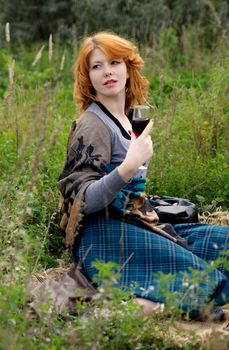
[
  {"xmin": 111, "ymin": 60, "xmax": 121, "ymax": 65},
  {"xmin": 91, "ymin": 63, "xmax": 102, "ymax": 70}
]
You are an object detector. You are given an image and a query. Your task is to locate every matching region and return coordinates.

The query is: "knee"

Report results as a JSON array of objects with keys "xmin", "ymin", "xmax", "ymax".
[{"xmin": 135, "ymin": 297, "xmax": 164, "ymax": 316}]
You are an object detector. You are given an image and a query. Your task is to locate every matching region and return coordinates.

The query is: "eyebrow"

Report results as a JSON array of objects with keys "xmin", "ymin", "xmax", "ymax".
[
  {"xmin": 90, "ymin": 58, "xmax": 122, "ymax": 66},
  {"xmin": 90, "ymin": 60, "xmax": 103, "ymax": 64}
]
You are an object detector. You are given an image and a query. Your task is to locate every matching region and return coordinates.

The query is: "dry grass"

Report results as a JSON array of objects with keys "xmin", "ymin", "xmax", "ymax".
[{"xmin": 200, "ymin": 211, "xmax": 229, "ymax": 226}]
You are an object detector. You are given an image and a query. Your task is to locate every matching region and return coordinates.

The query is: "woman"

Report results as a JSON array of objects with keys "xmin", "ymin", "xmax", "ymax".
[{"xmin": 58, "ymin": 32, "xmax": 229, "ymax": 319}]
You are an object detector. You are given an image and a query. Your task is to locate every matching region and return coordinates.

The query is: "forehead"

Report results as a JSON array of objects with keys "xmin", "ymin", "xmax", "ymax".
[{"xmin": 89, "ymin": 48, "xmax": 108, "ymax": 63}]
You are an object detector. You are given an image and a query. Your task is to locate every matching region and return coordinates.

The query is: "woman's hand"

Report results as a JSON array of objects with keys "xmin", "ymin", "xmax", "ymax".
[{"xmin": 118, "ymin": 120, "xmax": 153, "ymax": 182}]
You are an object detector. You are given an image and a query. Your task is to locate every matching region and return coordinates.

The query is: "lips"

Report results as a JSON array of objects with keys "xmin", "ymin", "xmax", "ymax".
[{"xmin": 104, "ymin": 79, "xmax": 117, "ymax": 86}]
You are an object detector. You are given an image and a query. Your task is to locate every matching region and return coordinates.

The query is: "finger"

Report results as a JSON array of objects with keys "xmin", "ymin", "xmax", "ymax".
[
  {"xmin": 139, "ymin": 119, "xmax": 153, "ymax": 138},
  {"xmin": 130, "ymin": 130, "xmax": 137, "ymax": 142}
]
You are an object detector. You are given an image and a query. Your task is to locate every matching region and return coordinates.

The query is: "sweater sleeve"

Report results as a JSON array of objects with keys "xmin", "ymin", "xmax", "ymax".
[{"xmin": 84, "ymin": 167, "xmax": 127, "ymax": 214}]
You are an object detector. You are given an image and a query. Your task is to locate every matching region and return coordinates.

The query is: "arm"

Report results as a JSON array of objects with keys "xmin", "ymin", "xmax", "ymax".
[
  {"xmin": 84, "ymin": 167, "xmax": 127, "ymax": 214},
  {"xmin": 85, "ymin": 120, "xmax": 154, "ymax": 213},
  {"xmin": 58, "ymin": 114, "xmax": 153, "ymax": 215}
]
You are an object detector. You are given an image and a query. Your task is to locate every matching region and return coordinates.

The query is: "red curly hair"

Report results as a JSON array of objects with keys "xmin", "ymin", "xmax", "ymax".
[{"xmin": 73, "ymin": 31, "xmax": 149, "ymax": 114}]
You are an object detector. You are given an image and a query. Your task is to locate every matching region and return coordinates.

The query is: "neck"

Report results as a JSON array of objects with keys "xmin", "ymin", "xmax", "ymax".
[{"xmin": 96, "ymin": 95, "xmax": 126, "ymax": 119}]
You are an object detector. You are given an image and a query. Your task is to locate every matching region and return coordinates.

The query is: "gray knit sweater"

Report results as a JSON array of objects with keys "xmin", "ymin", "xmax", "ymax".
[{"xmin": 84, "ymin": 102, "xmax": 148, "ymax": 214}]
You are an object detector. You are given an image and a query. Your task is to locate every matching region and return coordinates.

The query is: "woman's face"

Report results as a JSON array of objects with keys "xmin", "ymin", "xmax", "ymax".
[{"xmin": 88, "ymin": 48, "xmax": 129, "ymax": 102}]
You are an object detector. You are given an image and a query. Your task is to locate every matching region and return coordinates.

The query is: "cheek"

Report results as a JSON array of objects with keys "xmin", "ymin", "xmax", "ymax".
[
  {"xmin": 88, "ymin": 74, "xmax": 95, "ymax": 87},
  {"xmin": 89, "ymin": 71, "xmax": 100, "ymax": 87},
  {"xmin": 88, "ymin": 72, "xmax": 93, "ymax": 83},
  {"xmin": 123, "ymin": 66, "xmax": 129, "ymax": 81},
  {"xmin": 123, "ymin": 63, "xmax": 129, "ymax": 79}
]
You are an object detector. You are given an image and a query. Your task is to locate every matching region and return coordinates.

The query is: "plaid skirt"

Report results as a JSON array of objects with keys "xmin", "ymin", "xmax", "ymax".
[{"xmin": 74, "ymin": 215, "xmax": 229, "ymax": 317}]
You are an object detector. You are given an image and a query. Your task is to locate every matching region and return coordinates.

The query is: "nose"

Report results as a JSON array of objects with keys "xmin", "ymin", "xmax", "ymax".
[
  {"xmin": 105, "ymin": 72, "xmax": 112, "ymax": 77},
  {"xmin": 104, "ymin": 63, "xmax": 112, "ymax": 77}
]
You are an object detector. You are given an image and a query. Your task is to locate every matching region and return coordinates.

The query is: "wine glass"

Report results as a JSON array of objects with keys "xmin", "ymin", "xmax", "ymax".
[
  {"xmin": 131, "ymin": 105, "xmax": 151, "ymax": 137},
  {"xmin": 131, "ymin": 105, "xmax": 151, "ymax": 170}
]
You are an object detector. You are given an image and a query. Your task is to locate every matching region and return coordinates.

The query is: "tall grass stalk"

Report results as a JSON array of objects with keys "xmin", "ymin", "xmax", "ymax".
[
  {"xmin": 49, "ymin": 34, "xmax": 53, "ymax": 62},
  {"xmin": 5, "ymin": 22, "xmax": 10, "ymax": 43},
  {"xmin": 60, "ymin": 49, "xmax": 66, "ymax": 71},
  {"xmin": 8, "ymin": 59, "xmax": 15, "ymax": 85},
  {"xmin": 32, "ymin": 45, "xmax": 45, "ymax": 67}
]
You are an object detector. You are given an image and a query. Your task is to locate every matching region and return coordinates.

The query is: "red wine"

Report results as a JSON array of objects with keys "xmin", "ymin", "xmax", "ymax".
[{"xmin": 132, "ymin": 118, "xmax": 150, "ymax": 136}]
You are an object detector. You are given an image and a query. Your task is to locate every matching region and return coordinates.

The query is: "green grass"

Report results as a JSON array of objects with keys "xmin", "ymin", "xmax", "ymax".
[{"xmin": 0, "ymin": 36, "xmax": 229, "ymax": 349}]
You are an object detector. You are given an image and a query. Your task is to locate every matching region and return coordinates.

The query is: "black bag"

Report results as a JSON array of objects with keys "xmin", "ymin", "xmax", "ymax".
[{"xmin": 148, "ymin": 196, "xmax": 199, "ymax": 224}]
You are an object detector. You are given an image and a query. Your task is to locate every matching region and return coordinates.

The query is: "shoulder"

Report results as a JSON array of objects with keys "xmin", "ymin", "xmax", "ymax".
[
  {"xmin": 78, "ymin": 110, "xmax": 108, "ymax": 131},
  {"xmin": 69, "ymin": 109, "xmax": 111, "ymax": 149}
]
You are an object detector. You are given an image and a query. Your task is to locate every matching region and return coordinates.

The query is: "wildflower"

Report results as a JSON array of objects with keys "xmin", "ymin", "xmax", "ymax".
[
  {"xmin": 140, "ymin": 285, "xmax": 156, "ymax": 297},
  {"xmin": 182, "ymin": 281, "xmax": 189, "ymax": 287},
  {"xmin": 148, "ymin": 285, "xmax": 155, "ymax": 291},
  {"xmin": 189, "ymin": 283, "xmax": 198, "ymax": 290},
  {"xmin": 182, "ymin": 277, "xmax": 189, "ymax": 288}
]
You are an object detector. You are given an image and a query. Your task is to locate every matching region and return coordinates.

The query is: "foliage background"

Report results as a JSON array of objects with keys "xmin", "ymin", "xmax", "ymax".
[
  {"xmin": 0, "ymin": 1, "xmax": 229, "ymax": 349},
  {"xmin": 0, "ymin": 0, "xmax": 229, "ymax": 45}
]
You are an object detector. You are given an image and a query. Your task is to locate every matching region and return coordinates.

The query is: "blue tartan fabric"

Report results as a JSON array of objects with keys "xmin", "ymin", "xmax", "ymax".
[{"xmin": 74, "ymin": 215, "xmax": 229, "ymax": 317}]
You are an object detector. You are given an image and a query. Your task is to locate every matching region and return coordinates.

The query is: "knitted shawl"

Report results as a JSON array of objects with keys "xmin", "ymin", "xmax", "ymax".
[{"xmin": 57, "ymin": 111, "xmax": 187, "ymax": 249}]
